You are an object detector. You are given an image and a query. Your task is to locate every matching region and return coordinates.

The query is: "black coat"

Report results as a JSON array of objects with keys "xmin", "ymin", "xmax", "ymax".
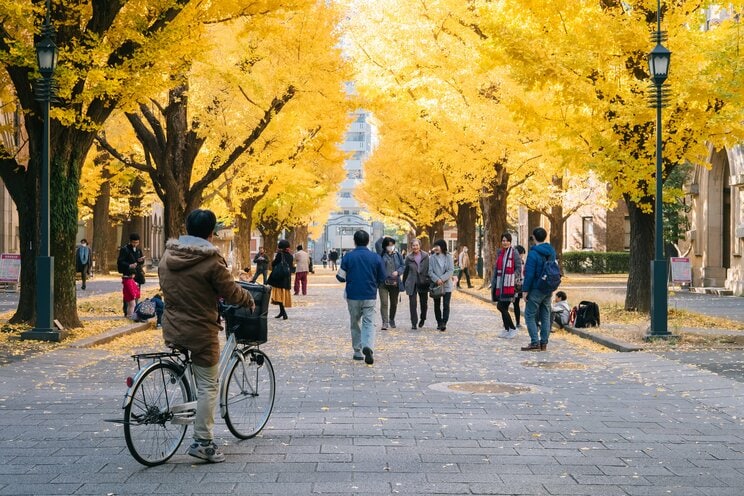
[
  {"xmin": 117, "ymin": 244, "xmax": 143, "ymax": 277},
  {"xmin": 266, "ymin": 250, "xmax": 293, "ymax": 290}
]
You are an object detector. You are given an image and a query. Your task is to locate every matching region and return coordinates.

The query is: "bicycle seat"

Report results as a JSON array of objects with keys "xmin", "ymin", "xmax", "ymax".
[{"xmin": 167, "ymin": 345, "xmax": 190, "ymax": 361}]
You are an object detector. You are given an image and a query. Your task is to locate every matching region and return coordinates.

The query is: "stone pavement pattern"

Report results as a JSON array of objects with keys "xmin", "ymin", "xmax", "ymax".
[{"xmin": 1, "ymin": 273, "xmax": 744, "ymax": 495}]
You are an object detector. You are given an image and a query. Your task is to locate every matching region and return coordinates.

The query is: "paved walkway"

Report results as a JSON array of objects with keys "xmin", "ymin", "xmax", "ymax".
[{"xmin": 1, "ymin": 273, "xmax": 744, "ymax": 495}]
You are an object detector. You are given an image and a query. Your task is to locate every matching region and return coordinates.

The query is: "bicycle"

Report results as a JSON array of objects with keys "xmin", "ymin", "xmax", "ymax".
[{"xmin": 116, "ymin": 289, "xmax": 275, "ymax": 466}]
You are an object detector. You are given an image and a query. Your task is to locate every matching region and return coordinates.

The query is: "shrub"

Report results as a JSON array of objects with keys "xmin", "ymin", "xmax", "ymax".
[{"xmin": 561, "ymin": 251, "xmax": 629, "ymax": 274}]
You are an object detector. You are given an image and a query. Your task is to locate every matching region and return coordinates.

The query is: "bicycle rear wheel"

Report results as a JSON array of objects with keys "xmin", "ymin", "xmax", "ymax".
[
  {"xmin": 224, "ymin": 349, "xmax": 275, "ymax": 439},
  {"xmin": 124, "ymin": 362, "xmax": 191, "ymax": 466}
]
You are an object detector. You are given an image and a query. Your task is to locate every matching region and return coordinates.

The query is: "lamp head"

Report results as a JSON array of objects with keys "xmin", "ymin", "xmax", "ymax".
[
  {"xmin": 35, "ymin": 29, "xmax": 58, "ymax": 78},
  {"xmin": 648, "ymin": 42, "xmax": 671, "ymax": 85}
]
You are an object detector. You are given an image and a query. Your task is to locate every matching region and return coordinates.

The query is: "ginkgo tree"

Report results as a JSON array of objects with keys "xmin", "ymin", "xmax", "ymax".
[{"xmin": 478, "ymin": 0, "xmax": 744, "ymax": 311}]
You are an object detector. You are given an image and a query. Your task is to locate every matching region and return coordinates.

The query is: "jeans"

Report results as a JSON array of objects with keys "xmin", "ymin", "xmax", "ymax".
[
  {"xmin": 251, "ymin": 268, "xmax": 268, "ymax": 284},
  {"xmin": 294, "ymin": 271, "xmax": 308, "ymax": 295},
  {"xmin": 497, "ymin": 300, "xmax": 515, "ymax": 330},
  {"xmin": 379, "ymin": 285, "xmax": 400, "ymax": 325},
  {"xmin": 408, "ymin": 290, "xmax": 428, "ymax": 325},
  {"xmin": 192, "ymin": 363, "xmax": 219, "ymax": 442},
  {"xmin": 433, "ymin": 292, "xmax": 452, "ymax": 326},
  {"xmin": 347, "ymin": 299, "xmax": 376, "ymax": 352},
  {"xmin": 525, "ymin": 290, "xmax": 552, "ymax": 345},
  {"xmin": 457, "ymin": 268, "xmax": 472, "ymax": 287}
]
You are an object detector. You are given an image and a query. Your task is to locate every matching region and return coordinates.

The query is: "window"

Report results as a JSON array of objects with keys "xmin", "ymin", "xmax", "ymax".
[
  {"xmin": 338, "ymin": 192, "xmax": 352, "ymax": 198},
  {"xmin": 347, "ymin": 170, "xmax": 362, "ymax": 179},
  {"xmin": 346, "ymin": 132, "xmax": 365, "ymax": 142},
  {"xmin": 624, "ymin": 216, "xmax": 631, "ymax": 250},
  {"xmin": 582, "ymin": 216, "xmax": 594, "ymax": 249},
  {"xmin": 355, "ymin": 113, "xmax": 367, "ymax": 123},
  {"xmin": 352, "ymin": 151, "xmax": 364, "ymax": 160}
]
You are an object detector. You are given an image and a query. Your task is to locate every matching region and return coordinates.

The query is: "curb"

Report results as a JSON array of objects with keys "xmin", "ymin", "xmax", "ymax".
[
  {"xmin": 67, "ymin": 321, "xmax": 153, "ymax": 349},
  {"xmin": 457, "ymin": 287, "xmax": 642, "ymax": 353}
]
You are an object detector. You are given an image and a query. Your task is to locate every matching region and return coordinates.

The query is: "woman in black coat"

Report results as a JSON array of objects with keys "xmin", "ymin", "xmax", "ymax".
[{"xmin": 267, "ymin": 239, "xmax": 293, "ymax": 319}]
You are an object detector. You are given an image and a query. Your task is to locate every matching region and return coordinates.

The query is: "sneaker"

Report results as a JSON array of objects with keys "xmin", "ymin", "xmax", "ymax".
[
  {"xmin": 389, "ymin": 320, "xmax": 396, "ymax": 328},
  {"xmin": 506, "ymin": 328, "xmax": 519, "ymax": 339},
  {"xmin": 498, "ymin": 329, "xmax": 510, "ymax": 339},
  {"xmin": 353, "ymin": 350, "xmax": 364, "ymax": 360},
  {"xmin": 381, "ymin": 323, "xmax": 388, "ymax": 330},
  {"xmin": 187, "ymin": 441, "xmax": 225, "ymax": 463},
  {"xmin": 411, "ymin": 324, "xmax": 417, "ymax": 330},
  {"xmin": 156, "ymin": 323, "xmax": 162, "ymax": 329},
  {"xmin": 362, "ymin": 346, "xmax": 374, "ymax": 365}
]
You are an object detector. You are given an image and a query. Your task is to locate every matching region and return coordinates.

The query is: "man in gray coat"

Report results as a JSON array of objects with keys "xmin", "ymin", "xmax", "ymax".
[{"xmin": 402, "ymin": 239, "xmax": 430, "ymax": 330}]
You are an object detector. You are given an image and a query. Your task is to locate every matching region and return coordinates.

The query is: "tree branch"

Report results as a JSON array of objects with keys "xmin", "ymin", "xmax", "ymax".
[{"xmin": 94, "ymin": 133, "xmax": 152, "ymax": 174}]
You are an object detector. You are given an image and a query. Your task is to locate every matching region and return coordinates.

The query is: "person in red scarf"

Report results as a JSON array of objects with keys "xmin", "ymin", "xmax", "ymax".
[{"xmin": 491, "ymin": 233, "xmax": 523, "ymax": 339}]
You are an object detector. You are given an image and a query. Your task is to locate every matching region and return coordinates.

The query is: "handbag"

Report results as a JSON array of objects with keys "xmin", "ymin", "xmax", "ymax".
[
  {"xmin": 134, "ymin": 266, "xmax": 146, "ymax": 285},
  {"xmin": 384, "ymin": 276, "xmax": 398, "ymax": 287},
  {"xmin": 429, "ymin": 284, "xmax": 444, "ymax": 298}
]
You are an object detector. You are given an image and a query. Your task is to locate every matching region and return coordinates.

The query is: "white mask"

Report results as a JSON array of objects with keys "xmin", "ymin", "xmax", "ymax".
[{"xmin": 386, "ymin": 245, "xmax": 394, "ymax": 253}]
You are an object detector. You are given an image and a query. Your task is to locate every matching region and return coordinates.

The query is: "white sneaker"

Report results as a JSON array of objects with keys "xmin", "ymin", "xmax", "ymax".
[
  {"xmin": 506, "ymin": 328, "xmax": 519, "ymax": 339},
  {"xmin": 498, "ymin": 330, "xmax": 510, "ymax": 339}
]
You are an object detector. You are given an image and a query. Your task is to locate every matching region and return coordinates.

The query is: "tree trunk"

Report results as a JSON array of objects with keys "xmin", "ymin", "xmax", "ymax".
[
  {"xmin": 91, "ymin": 173, "xmax": 112, "ymax": 275},
  {"xmin": 548, "ymin": 175, "xmax": 565, "ymax": 266},
  {"xmin": 456, "ymin": 203, "xmax": 477, "ymax": 253},
  {"xmin": 259, "ymin": 225, "xmax": 280, "ymax": 258},
  {"xmin": 10, "ymin": 187, "xmax": 36, "ymax": 324},
  {"xmin": 624, "ymin": 196, "xmax": 654, "ymax": 312},
  {"xmin": 479, "ymin": 164, "xmax": 510, "ymax": 286},
  {"xmin": 288, "ymin": 225, "xmax": 309, "ymax": 251}
]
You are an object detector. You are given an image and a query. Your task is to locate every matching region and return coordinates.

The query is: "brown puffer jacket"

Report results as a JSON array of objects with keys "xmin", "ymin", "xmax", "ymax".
[{"xmin": 158, "ymin": 236, "xmax": 253, "ymax": 366}]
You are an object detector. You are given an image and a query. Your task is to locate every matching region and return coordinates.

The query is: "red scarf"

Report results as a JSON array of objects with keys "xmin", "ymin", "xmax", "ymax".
[{"xmin": 493, "ymin": 247, "xmax": 516, "ymax": 300}]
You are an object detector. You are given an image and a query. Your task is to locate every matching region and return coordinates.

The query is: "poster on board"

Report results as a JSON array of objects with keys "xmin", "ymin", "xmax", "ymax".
[{"xmin": 670, "ymin": 257, "xmax": 692, "ymax": 283}]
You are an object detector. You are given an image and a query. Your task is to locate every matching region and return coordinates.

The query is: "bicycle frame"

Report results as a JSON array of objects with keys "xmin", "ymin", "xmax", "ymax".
[{"xmin": 122, "ymin": 332, "xmax": 249, "ymax": 424}]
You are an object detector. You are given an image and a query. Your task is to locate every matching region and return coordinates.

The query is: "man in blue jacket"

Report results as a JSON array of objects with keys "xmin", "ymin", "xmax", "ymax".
[
  {"xmin": 520, "ymin": 227, "xmax": 557, "ymax": 351},
  {"xmin": 337, "ymin": 230, "xmax": 386, "ymax": 364}
]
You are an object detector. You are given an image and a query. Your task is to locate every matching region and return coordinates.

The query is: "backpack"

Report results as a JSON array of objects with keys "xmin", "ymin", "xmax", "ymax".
[
  {"xmin": 573, "ymin": 301, "xmax": 600, "ymax": 328},
  {"xmin": 536, "ymin": 255, "xmax": 561, "ymax": 292},
  {"xmin": 135, "ymin": 299, "xmax": 157, "ymax": 319}
]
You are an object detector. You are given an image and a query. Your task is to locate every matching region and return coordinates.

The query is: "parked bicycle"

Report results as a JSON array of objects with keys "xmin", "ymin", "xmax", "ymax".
[{"xmin": 115, "ymin": 283, "xmax": 275, "ymax": 466}]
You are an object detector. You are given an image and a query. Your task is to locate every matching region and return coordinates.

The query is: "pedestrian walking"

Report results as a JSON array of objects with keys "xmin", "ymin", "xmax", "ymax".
[
  {"xmin": 336, "ymin": 230, "xmax": 386, "ymax": 364},
  {"xmin": 456, "ymin": 245, "xmax": 473, "ymax": 288},
  {"xmin": 251, "ymin": 247, "xmax": 269, "ymax": 284},
  {"xmin": 267, "ymin": 240, "xmax": 293, "ymax": 319},
  {"xmin": 75, "ymin": 239, "xmax": 91, "ymax": 290},
  {"xmin": 491, "ymin": 233, "xmax": 523, "ymax": 339},
  {"xmin": 294, "ymin": 245, "xmax": 310, "ymax": 295},
  {"xmin": 321, "ymin": 251, "xmax": 328, "ymax": 268},
  {"xmin": 329, "ymin": 248, "xmax": 339, "ymax": 270},
  {"xmin": 513, "ymin": 245, "xmax": 526, "ymax": 328},
  {"xmin": 117, "ymin": 233, "xmax": 145, "ymax": 319},
  {"xmin": 379, "ymin": 237, "xmax": 405, "ymax": 330},
  {"xmin": 158, "ymin": 208, "xmax": 255, "ymax": 463},
  {"xmin": 428, "ymin": 239, "xmax": 454, "ymax": 332},
  {"xmin": 402, "ymin": 239, "xmax": 430, "ymax": 330},
  {"xmin": 521, "ymin": 227, "xmax": 558, "ymax": 351}
]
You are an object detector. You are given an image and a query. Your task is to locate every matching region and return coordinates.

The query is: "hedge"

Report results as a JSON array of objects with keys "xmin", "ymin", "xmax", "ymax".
[{"xmin": 561, "ymin": 251, "xmax": 629, "ymax": 274}]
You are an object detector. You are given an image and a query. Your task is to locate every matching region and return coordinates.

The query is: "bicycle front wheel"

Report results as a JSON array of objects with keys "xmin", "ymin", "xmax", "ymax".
[
  {"xmin": 224, "ymin": 349, "xmax": 275, "ymax": 439},
  {"xmin": 124, "ymin": 362, "xmax": 191, "ymax": 466}
]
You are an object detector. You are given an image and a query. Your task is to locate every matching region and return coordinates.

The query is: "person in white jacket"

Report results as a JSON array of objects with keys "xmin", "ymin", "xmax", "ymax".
[{"xmin": 551, "ymin": 291, "xmax": 571, "ymax": 328}]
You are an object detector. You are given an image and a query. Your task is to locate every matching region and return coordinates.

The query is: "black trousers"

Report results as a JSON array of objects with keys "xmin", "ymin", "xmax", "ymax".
[
  {"xmin": 513, "ymin": 295, "xmax": 522, "ymax": 326},
  {"xmin": 497, "ymin": 300, "xmax": 515, "ymax": 330},
  {"xmin": 409, "ymin": 290, "xmax": 428, "ymax": 325},
  {"xmin": 457, "ymin": 268, "xmax": 472, "ymax": 287},
  {"xmin": 433, "ymin": 292, "xmax": 452, "ymax": 325}
]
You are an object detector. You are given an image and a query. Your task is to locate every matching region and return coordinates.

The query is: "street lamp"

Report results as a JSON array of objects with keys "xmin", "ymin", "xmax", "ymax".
[
  {"xmin": 647, "ymin": 0, "xmax": 672, "ymax": 339},
  {"xmin": 22, "ymin": 0, "xmax": 67, "ymax": 342}
]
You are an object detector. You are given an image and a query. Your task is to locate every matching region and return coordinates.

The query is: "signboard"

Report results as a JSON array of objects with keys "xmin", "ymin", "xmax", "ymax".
[
  {"xmin": 0, "ymin": 253, "xmax": 21, "ymax": 284},
  {"xmin": 670, "ymin": 257, "xmax": 692, "ymax": 283}
]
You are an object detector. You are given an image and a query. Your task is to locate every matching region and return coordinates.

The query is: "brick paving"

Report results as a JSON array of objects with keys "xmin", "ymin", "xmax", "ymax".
[{"xmin": 1, "ymin": 273, "xmax": 743, "ymax": 495}]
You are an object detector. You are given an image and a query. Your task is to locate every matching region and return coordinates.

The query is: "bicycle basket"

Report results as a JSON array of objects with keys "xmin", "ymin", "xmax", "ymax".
[{"xmin": 225, "ymin": 308, "xmax": 267, "ymax": 345}]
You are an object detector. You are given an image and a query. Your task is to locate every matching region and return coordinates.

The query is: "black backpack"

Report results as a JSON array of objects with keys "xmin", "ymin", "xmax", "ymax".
[
  {"xmin": 536, "ymin": 255, "xmax": 561, "ymax": 292},
  {"xmin": 573, "ymin": 301, "xmax": 600, "ymax": 328}
]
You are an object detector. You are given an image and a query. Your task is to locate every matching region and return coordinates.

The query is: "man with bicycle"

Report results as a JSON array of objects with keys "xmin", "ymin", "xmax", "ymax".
[{"xmin": 158, "ymin": 209, "xmax": 255, "ymax": 463}]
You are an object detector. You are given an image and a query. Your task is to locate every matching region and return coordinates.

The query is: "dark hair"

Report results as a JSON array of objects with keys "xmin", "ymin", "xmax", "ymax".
[
  {"xmin": 381, "ymin": 236, "xmax": 396, "ymax": 249},
  {"xmin": 515, "ymin": 244, "xmax": 526, "ymax": 255},
  {"xmin": 278, "ymin": 239, "xmax": 290, "ymax": 250},
  {"xmin": 80, "ymin": 239, "xmax": 87, "ymax": 244},
  {"xmin": 296, "ymin": 245, "xmax": 303, "ymax": 251},
  {"xmin": 129, "ymin": 233, "xmax": 140, "ymax": 241},
  {"xmin": 152, "ymin": 294, "xmax": 162, "ymax": 300},
  {"xmin": 532, "ymin": 227, "xmax": 547, "ymax": 243},
  {"xmin": 185, "ymin": 209, "xmax": 217, "ymax": 240},
  {"xmin": 353, "ymin": 230, "xmax": 370, "ymax": 246},
  {"xmin": 501, "ymin": 232, "xmax": 512, "ymax": 243},
  {"xmin": 555, "ymin": 291, "xmax": 567, "ymax": 301},
  {"xmin": 433, "ymin": 239, "xmax": 447, "ymax": 254}
]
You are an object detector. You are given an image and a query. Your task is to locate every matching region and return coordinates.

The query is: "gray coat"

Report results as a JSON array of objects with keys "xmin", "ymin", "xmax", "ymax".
[
  {"xmin": 428, "ymin": 253, "xmax": 455, "ymax": 293},
  {"xmin": 403, "ymin": 251, "xmax": 430, "ymax": 295}
]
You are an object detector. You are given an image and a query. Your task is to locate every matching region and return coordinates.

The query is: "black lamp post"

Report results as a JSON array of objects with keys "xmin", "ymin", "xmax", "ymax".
[
  {"xmin": 647, "ymin": 0, "xmax": 672, "ymax": 339},
  {"xmin": 22, "ymin": 0, "xmax": 66, "ymax": 342}
]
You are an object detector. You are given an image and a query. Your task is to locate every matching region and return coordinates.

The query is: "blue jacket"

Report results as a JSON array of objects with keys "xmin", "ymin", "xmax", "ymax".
[
  {"xmin": 338, "ymin": 246, "xmax": 386, "ymax": 300},
  {"xmin": 522, "ymin": 242, "xmax": 557, "ymax": 293}
]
